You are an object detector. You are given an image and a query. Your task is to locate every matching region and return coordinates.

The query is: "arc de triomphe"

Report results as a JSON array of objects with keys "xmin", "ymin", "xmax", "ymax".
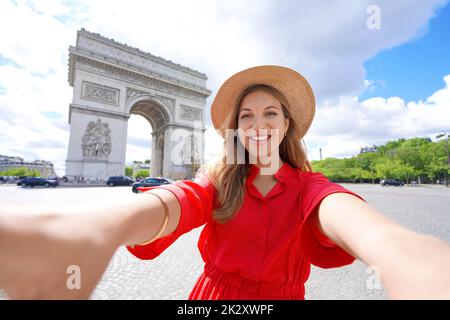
[{"xmin": 65, "ymin": 29, "xmax": 211, "ymax": 180}]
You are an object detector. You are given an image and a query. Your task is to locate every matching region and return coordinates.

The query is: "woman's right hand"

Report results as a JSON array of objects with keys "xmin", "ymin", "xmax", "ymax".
[{"xmin": 0, "ymin": 211, "xmax": 119, "ymax": 299}]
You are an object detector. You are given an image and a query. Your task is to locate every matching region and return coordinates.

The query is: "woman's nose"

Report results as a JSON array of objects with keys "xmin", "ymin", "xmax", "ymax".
[{"xmin": 250, "ymin": 115, "xmax": 268, "ymax": 129}]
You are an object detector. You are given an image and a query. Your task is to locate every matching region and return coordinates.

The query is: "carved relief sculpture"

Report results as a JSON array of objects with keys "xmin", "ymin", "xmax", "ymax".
[{"xmin": 82, "ymin": 119, "xmax": 112, "ymax": 158}]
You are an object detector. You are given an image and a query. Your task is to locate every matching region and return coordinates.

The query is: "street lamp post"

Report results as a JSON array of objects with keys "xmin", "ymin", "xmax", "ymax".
[{"xmin": 436, "ymin": 132, "xmax": 449, "ymax": 187}]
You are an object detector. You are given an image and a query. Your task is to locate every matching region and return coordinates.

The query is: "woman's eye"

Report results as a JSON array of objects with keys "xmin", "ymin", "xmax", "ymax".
[{"xmin": 240, "ymin": 112, "xmax": 276, "ymax": 119}]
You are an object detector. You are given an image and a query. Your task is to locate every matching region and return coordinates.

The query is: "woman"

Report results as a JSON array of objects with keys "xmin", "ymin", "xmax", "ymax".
[{"xmin": 0, "ymin": 66, "xmax": 449, "ymax": 299}]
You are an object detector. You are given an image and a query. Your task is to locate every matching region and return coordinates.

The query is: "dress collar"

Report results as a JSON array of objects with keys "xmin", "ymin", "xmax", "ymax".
[{"xmin": 247, "ymin": 161, "xmax": 295, "ymax": 186}]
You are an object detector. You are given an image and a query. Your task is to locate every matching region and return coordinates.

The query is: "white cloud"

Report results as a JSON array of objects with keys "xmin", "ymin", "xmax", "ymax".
[
  {"xmin": 0, "ymin": 64, "xmax": 71, "ymax": 174},
  {"xmin": 305, "ymin": 73, "xmax": 450, "ymax": 160},
  {"xmin": 25, "ymin": 0, "xmax": 71, "ymax": 16},
  {"xmin": 0, "ymin": 0, "xmax": 449, "ymax": 175},
  {"xmin": 0, "ymin": 1, "xmax": 77, "ymax": 74}
]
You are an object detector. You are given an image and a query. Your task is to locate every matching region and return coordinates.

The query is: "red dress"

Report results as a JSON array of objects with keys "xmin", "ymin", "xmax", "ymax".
[{"xmin": 126, "ymin": 162, "xmax": 366, "ymax": 299}]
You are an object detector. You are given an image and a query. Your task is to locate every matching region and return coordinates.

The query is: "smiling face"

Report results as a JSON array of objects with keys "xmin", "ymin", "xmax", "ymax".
[{"xmin": 237, "ymin": 88, "xmax": 290, "ymax": 164}]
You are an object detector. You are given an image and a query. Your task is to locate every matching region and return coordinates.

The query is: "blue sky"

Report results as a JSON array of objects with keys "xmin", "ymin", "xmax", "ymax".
[{"xmin": 360, "ymin": 3, "xmax": 450, "ymax": 102}]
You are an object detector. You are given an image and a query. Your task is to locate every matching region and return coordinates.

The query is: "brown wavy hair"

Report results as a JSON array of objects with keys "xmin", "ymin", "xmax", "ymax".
[{"xmin": 197, "ymin": 84, "xmax": 313, "ymax": 224}]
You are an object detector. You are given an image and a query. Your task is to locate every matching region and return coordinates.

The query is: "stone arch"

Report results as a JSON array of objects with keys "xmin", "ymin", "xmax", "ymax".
[
  {"xmin": 125, "ymin": 94, "xmax": 174, "ymax": 124},
  {"xmin": 65, "ymin": 29, "xmax": 210, "ymax": 181}
]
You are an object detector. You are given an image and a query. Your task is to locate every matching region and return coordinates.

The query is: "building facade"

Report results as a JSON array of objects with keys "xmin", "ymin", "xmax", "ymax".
[{"xmin": 0, "ymin": 155, "xmax": 56, "ymax": 178}]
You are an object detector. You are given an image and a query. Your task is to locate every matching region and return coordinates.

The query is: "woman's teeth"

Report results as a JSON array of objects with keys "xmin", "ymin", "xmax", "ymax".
[{"xmin": 249, "ymin": 135, "xmax": 270, "ymax": 141}]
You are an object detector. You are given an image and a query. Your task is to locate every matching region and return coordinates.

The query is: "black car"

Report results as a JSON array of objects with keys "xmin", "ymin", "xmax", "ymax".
[
  {"xmin": 107, "ymin": 176, "xmax": 135, "ymax": 186},
  {"xmin": 132, "ymin": 177, "xmax": 174, "ymax": 193},
  {"xmin": 19, "ymin": 177, "xmax": 59, "ymax": 188},
  {"xmin": 16, "ymin": 177, "xmax": 28, "ymax": 186},
  {"xmin": 380, "ymin": 179, "xmax": 404, "ymax": 186}
]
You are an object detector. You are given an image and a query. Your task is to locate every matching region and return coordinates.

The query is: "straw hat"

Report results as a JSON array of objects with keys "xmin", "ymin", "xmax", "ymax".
[{"xmin": 211, "ymin": 65, "xmax": 315, "ymax": 140}]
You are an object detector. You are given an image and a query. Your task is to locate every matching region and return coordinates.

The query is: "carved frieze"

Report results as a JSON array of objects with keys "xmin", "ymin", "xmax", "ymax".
[
  {"xmin": 81, "ymin": 81, "xmax": 119, "ymax": 106},
  {"xmin": 180, "ymin": 105, "xmax": 202, "ymax": 121},
  {"xmin": 75, "ymin": 57, "xmax": 206, "ymax": 102}
]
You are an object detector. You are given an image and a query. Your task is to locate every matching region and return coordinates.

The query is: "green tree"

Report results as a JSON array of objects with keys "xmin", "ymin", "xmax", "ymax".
[
  {"xmin": 374, "ymin": 158, "xmax": 414, "ymax": 182},
  {"xmin": 0, "ymin": 167, "xmax": 41, "ymax": 177},
  {"xmin": 423, "ymin": 140, "xmax": 449, "ymax": 182},
  {"xmin": 396, "ymin": 137, "xmax": 430, "ymax": 180},
  {"xmin": 362, "ymin": 168, "xmax": 378, "ymax": 184},
  {"xmin": 134, "ymin": 170, "xmax": 149, "ymax": 180},
  {"xmin": 377, "ymin": 138, "xmax": 405, "ymax": 158},
  {"xmin": 311, "ymin": 137, "xmax": 448, "ymax": 185},
  {"xmin": 354, "ymin": 152, "xmax": 380, "ymax": 183},
  {"xmin": 349, "ymin": 167, "xmax": 365, "ymax": 183},
  {"xmin": 124, "ymin": 166, "xmax": 133, "ymax": 177}
]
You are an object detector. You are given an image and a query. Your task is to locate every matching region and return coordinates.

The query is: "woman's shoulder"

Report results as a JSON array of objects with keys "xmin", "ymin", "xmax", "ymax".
[
  {"xmin": 292, "ymin": 170, "xmax": 335, "ymax": 196},
  {"xmin": 192, "ymin": 167, "xmax": 217, "ymax": 196},
  {"xmin": 295, "ymin": 169, "xmax": 328, "ymax": 180},
  {"xmin": 293, "ymin": 168, "xmax": 323, "ymax": 181}
]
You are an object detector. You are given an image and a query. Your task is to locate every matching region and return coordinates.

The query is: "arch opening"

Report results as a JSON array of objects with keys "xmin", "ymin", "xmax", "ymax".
[{"xmin": 126, "ymin": 100, "xmax": 170, "ymax": 179}]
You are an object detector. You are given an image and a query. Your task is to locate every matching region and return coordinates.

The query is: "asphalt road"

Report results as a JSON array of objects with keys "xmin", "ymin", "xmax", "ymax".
[{"xmin": 0, "ymin": 183, "xmax": 448, "ymax": 300}]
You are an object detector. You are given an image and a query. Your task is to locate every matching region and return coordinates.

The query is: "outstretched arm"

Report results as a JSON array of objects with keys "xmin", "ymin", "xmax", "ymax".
[
  {"xmin": 0, "ymin": 188, "xmax": 180, "ymax": 299},
  {"xmin": 313, "ymin": 192, "xmax": 450, "ymax": 299}
]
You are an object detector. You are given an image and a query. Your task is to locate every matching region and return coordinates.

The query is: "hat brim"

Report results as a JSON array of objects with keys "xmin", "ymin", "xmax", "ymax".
[{"xmin": 211, "ymin": 65, "xmax": 315, "ymax": 140}]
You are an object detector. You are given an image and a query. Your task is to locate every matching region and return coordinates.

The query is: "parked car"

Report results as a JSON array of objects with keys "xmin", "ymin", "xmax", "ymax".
[
  {"xmin": 20, "ymin": 177, "xmax": 59, "ymax": 188},
  {"xmin": 132, "ymin": 177, "xmax": 174, "ymax": 193},
  {"xmin": 106, "ymin": 176, "xmax": 135, "ymax": 186},
  {"xmin": 16, "ymin": 177, "xmax": 27, "ymax": 186},
  {"xmin": 380, "ymin": 179, "xmax": 404, "ymax": 186}
]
